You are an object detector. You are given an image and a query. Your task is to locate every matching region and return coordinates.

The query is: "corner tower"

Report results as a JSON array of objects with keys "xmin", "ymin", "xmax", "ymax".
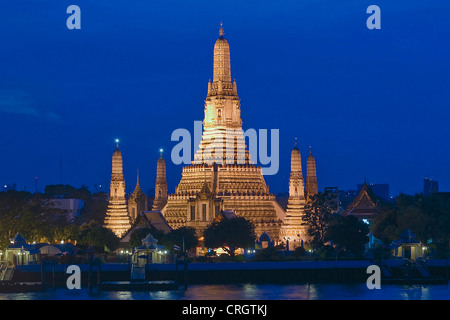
[
  {"xmin": 104, "ymin": 140, "xmax": 131, "ymax": 237},
  {"xmin": 152, "ymin": 150, "xmax": 168, "ymax": 211},
  {"xmin": 305, "ymin": 147, "xmax": 318, "ymax": 202},
  {"xmin": 280, "ymin": 140, "xmax": 307, "ymax": 249}
]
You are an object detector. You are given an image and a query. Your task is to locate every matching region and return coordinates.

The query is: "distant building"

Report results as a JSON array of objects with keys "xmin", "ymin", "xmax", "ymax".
[
  {"xmin": 357, "ymin": 183, "xmax": 389, "ymax": 201},
  {"xmin": 1, "ymin": 184, "xmax": 17, "ymax": 192},
  {"xmin": 324, "ymin": 187, "xmax": 340, "ymax": 213},
  {"xmin": 423, "ymin": 177, "xmax": 438, "ymax": 196},
  {"xmin": 338, "ymin": 189, "xmax": 359, "ymax": 210},
  {"xmin": 49, "ymin": 198, "xmax": 85, "ymax": 222}
]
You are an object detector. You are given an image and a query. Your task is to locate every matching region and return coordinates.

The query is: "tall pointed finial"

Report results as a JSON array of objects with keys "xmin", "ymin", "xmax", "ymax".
[
  {"xmin": 115, "ymin": 138, "xmax": 119, "ymax": 149},
  {"xmin": 137, "ymin": 168, "xmax": 140, "ymax": 185},
  {"xmin": 219, "ymin": 22, "xmax": 224, "ymax": 37},
  {"xmin": 309, "ymin": 145, "xmax": 312, "ymax": 155},
  {"xmin": 294, "ymin": 137, "xmax": 298, "ymax": 147},
  {"xmin": 159, "ymin": 148, "xmax": 163, "ymax": 157}
]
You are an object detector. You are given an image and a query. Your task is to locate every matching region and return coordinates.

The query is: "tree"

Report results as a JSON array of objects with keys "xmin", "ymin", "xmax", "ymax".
[
  {"xmin": 129, "ymin": 227, "xmax": 153, "ymax": 248},
  {"xmin": 302, "ymin": 192, "xmax": 338, "ymax": 250},
  {"xmin": 77, "ymin": 220, "xmax": 119, "ymax": 252},
  {"xmin": 80, "ymin": 192, "xmax": 108, "ymax": 224},
  {"xmin": 0, "ymin": 190, "xmax": 63, "ymax": 246},
  {"xmin": 203, "ymin": 217, "xmax": 256, "ymax": 257},
  {"xmin": 162, "ymin": 227, "xmax": 198, "ymax": 253},
  {"xmin": 129, "ymin": 226, "xmax": 166, "ymax": 248},
  {"xmin": 372, "ymin": 193, "xmax": 450, "ymax": 258},
  {"xmin": 371, "ymin": 205, "xmax": 399, "ymax": 245},
  {"xmin": 327, "ymin": 215, "xmax": 370, "ymax": 258}
]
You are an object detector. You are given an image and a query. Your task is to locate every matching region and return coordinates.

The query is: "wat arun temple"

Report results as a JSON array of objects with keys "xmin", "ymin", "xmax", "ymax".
[{"xmin": 104, "ymin": 24, "xmax": 319, "ymax": 250}]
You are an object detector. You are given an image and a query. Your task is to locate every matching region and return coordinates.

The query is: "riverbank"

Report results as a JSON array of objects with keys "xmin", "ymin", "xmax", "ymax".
[{"xmin": 11, "ymin": 259, "xmax": 449, "ymax": 287}]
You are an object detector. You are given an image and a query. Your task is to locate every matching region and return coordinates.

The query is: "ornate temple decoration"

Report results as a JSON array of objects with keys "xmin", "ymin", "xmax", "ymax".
[{"xmin": 128, "ymin": 169, "xmax": 148, "ymax": 222}]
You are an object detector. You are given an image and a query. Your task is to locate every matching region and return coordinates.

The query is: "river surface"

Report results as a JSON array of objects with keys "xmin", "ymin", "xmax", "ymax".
[{"xmin": 0, "ymin": 283, "xmax": 448, "ymax": 300}]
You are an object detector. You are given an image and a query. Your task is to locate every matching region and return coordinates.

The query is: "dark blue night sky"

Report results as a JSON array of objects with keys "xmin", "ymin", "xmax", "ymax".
[{"xmin": 0, "ymin": 0, "xmax": 449, "ymax": 197}]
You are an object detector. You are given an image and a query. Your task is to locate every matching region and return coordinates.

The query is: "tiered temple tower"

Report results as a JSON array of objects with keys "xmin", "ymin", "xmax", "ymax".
[
  {"xmin": 128, "ymin": 170, "xmax": 148, "ymax": 222},
  {"xmin": 305, "ymin": 147, "xmax": 318, "ymax": 202},
  {"xmin": 104, "ymin": 141, "xmax": 132, "ymax": 237},
  {"xmin": 279, "ymin": 141, "xmax": 307, "ymax": 249},
  {"xmin": 161, "ymin": 24, "xmax": 284, "ymax": 240},
  {"xmin": 152, "ymin": 150, "xmax": 168, "ymax": 211}
]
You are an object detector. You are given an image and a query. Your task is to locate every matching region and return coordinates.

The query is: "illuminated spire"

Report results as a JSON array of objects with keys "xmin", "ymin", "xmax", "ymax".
[
  {"xmin": 213, "ymin": 23, "xmax": 231, "ymax": 84},
  {"xmin": 219, "ymin": 22, "xmax": 224, "ymax": 37},
  {"xmin": 290, "ymin": 139, "xmax": 303, "ymax": 177},
  {"xmin": 153, "ymin": 151, "xmax": 168, "ymax": 211},
  {"xmin": 129, "ymin": 168, "xmax": 147, "ymax": 223},
  {"xmin": 306, "ymin": 147, "xmax": 318, "ymax": 201},
  {"xmin": 194, "ymin": 23, "xmax": 248, "ymax": 164},
  {"xmin": 136, "ymin": 168, "xmax": 140, "ymax": 188},
  {"xmin": 104, "ymin": 142, "xmax": 131, "ymax": 237},
  {"xmin": 281, "ymin": 138, "xmax": 306, "ymax": 248}
]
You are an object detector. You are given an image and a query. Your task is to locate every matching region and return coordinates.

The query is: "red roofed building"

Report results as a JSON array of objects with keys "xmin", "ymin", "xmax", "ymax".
[{"xmin": 343, "ymin": 181, "xmax": 380, "ymax": 221}]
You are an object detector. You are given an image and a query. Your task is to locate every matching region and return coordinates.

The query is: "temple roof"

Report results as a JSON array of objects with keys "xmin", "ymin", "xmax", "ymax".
[
  {"xmin": 131, "ymin": 170, "xmax": 145, "ymax": 196},
  {"xmin": 343, "ymin": 182, "xmax": 379, "ymax": 219},
  {"xmin": 140, "ymin": 211, "xmax": 172, "ymax": 234},
  {"xmin": 13, "ymin": 233, "xmax": 27, "ymax": 244},
  {"xmin": 389, "ymin": 229, "xmax": 422, "ymax": 249},
  {"xmin": 8, "ymin": 233, "xmax": 34, "ymax": 249},
  {"xmin": 214, "ymin": 210, "xmax": 237, "ymax": 223},
  {"xmin": 120, "ymin": 211, "xmax": 172, "ymax": 245}
]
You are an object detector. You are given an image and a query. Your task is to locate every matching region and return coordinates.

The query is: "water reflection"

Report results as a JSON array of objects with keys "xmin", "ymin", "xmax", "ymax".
[{"xmin": 0, "ymin": 284, "xmax": 447, "ymax": 300}]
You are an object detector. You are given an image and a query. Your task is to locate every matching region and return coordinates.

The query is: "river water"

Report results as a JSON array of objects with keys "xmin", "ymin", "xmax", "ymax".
[{"xmin": 0, "ymin": 283, "xmax": 448, "ymax": 300}]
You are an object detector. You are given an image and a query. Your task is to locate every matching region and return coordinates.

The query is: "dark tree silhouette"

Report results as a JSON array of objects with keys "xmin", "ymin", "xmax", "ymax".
[{"xmin": 204, "ymin": 216, "xmax": 255, "ymax": 257}]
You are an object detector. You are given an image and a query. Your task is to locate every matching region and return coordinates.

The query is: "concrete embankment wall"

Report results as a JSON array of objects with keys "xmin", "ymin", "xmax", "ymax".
[{"xmin": 13, "ymin": 260, "xmax": 374, "ymax": 286}]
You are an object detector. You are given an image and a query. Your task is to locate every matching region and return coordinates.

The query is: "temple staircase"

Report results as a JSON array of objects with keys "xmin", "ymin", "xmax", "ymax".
[
  {"xmin": 130, "ymin": 265, "xmax": 146, "ymax": 281},
  {"xmin": 0, "ymin": 265, "xmax": 15, "ymax": 281}
]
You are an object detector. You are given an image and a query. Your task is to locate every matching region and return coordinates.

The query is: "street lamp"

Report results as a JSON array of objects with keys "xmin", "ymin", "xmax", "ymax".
[{"xmin": 284, "ymin": 237, "xmax": 290, "ymax": 251}]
